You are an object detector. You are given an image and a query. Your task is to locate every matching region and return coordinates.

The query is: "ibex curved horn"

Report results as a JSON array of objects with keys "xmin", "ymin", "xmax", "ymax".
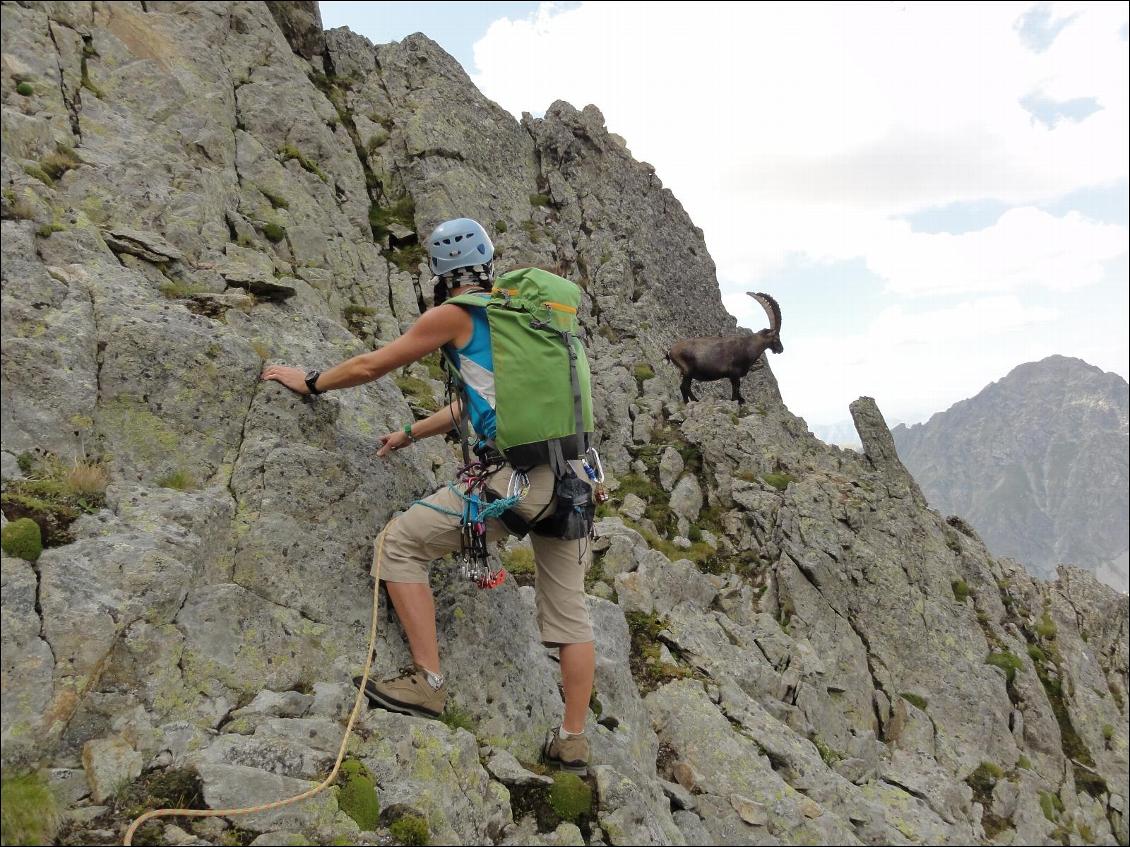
[{"xmin": 746, "ymin": 292, "xmax": 781, "ymax": 335}]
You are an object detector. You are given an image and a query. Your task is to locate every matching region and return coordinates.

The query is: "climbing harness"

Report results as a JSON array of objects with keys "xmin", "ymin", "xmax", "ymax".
[
  {"xmin": 409, "ymin": 457, "xmax": 528, "ymax": 589},
  {"xmin": 123, "ymin": 523, "xmax": 394, "ymax": 846}
]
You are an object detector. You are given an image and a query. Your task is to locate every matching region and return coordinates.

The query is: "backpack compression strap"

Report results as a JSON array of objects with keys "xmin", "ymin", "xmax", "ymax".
[{"xmin": 548, "ymin": 329, "xmax": 587, "ymax": 478}]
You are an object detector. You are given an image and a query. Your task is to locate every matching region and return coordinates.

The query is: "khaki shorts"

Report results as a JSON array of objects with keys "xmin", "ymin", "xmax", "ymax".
[{"xmin": 374, "ymin": 462, "xmax": 594, "ymax": 645}]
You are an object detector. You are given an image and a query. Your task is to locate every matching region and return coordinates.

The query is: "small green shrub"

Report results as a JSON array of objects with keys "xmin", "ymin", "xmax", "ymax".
[
  {"xmin": 336, "ymin": 759, "xmax": 379, "ymax": 831},
  {"xmin": 394, "ymin": 374, "xmax": 439, "ymax": 413},
  {"xmin": 1035, "ymin": 610, "xmax": 1057, "ymax": 640},
  {"xmin": 344, "ymin": 304, "xmax": 376, "ymax": 321},
  {"xmin": 687, "ymin": 525, "xmax": 703, "ymax": 543},
  {"xmin": 501, "ymin": 546, "xmax": 535, "ymax": 576},
  {"xmin": 157, "ymin": 470, "xmax": 196, "ymax": 491},
  {"xmin": 17, "ymin": 81, "xmax": 34, "ymax": 96},
  {"xmin": 761, "ymin": 472, "xmax": 793, "ymax": 491},
  {"xmin": 389, "ymin": 243, "xmax": 426, "ymax": 274},
  {"xmin": 159, "ymin": 281, "xmax": 209, "ymax": 299},
  {"xmin": 1017, "ymin": 755, "xmax": 1032, "ymax": 770},
  {"xmin": 1103, "ymin": 723, "xmax": 1115, "ymax": 742},
  {"xmin": 117, "ymin": 768, "xmax": 204, "ymax": 820},
  {"xmin": 35, "ymin": 222, "xmax": 65, "ymax": 238},
  {"xmin": 519, "ymin": 219, "xmax": 543, "ymax": 243},
  {"xmin": 368, "ymin": 195, "xmax": 415, "ymax": 240},
  {"xmin": 951, "ymin": 580, "xmax": 969, "ymax": 602},
  {"xmin": 548, "ymin": 772, "xmax": 591, "ymax": 823},
  {"xmin": 811, "ymin": 736, "xmax": 842, "ymax": 766},
  {"xmin": 1, "ymin": 518, "xmax": 43, "ymax": 562},
  {"xmin": 529, "ymin": 193, "xmax": 551, "ymax": 207},
  {"xmin": 2, "ymin": 190, "xmax": 38, "ymax": 221},
  {"xmin": 258, "ymin": 185, "xmax": 289, "ymax": 209},
  {"xmin": 494, "ymin": 220, "xmax": 507, "ymax": 234},
  {"xmin": 966, "ymin": 761, "xmax": 1004, "ymax": 798},
  {"xmin": 389, "ymin": 814, "xmax": 429, "ymax": 845},
  {"xmin": 279, "ymin": 144, "xmax": 326, "ymax": 181},
  {"xmin": 22, "ymin": 163, "xmax": 54, "ymax": 186},
  {"xmin": 1027, "ymin": 644, "xmax": 1047, "ymax": 663},
  {"xmin": 1039, "ymin": 790, "xmax": 1063, "ymax": 822},
  {"xmin": 632, "ymin": 363, "xmax": 655, "ymax": 387},
  {"xmin": 262, "ymin": 222, "xmax": 286, "ymax": 243},
  {"xmin": 40, "ymin": 147, "xmax": 80, "ymax": 180},
  {"xmin": 900, "ymin": 692, "xmax": 928, "ymax": 711},
  {"xmin": 986, "ymin": 650, "xmax": 1023, "ymax": 683},
  {"xmin": 440, "ymin": 704, "xmax": 476, "ymax": 733},
  {"xmin": 16, "ymin": 453, "xmax": 36, "ymax": 475},
  {"xmin": 1, "ymin": 772, "xmax": 60, "ymax": 846}
]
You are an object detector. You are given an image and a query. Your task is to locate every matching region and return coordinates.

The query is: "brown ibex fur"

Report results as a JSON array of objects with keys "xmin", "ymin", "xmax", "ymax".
[{"xmin": 667, "ymin": 292, "xmax": 783, "ymax": 404}]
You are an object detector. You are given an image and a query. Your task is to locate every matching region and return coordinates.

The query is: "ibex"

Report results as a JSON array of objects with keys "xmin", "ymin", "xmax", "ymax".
[{"xmin": 667, "ymin": 292, "xmax": 783, "ymax": 404}]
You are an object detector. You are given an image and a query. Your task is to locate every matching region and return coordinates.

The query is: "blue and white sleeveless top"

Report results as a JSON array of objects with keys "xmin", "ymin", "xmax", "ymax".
[{"xmin": 450, "ymin": 302, "xmax": 497, "ymax": 441}]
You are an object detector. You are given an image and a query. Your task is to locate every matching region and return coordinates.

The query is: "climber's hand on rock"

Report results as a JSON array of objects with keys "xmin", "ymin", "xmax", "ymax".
[
  {"xmin": 261, "ymin": 365, "xmax": 309, "ymax": 395},
  {"xmin": 377, "ymin": 431, "xmax": 410, "ymax": 458}
]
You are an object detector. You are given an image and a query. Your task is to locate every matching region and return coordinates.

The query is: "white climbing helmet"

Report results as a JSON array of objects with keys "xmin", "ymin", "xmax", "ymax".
[{"xmin": 426, "ymin": 218, "xmax": 494, "ymax": 276}]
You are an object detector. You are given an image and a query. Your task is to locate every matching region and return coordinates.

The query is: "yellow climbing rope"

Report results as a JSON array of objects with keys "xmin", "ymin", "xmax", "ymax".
[{"xmin": 123, "ymin": 524, "xmax": 391, "ymax": 846}]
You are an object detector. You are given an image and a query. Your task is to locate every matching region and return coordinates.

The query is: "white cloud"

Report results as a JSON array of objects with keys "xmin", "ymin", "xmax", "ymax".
[
  {"xmin": 764, "ymin": 296, "xmax": 1065, "ymax": 423},
  {"xmin": 471, "ymin": 1, "xmax": 1129, "ymax": 422}
]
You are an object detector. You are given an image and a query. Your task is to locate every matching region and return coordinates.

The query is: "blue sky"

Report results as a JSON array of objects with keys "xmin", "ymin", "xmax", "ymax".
[
  {"xmin": 319, "ymin": 2, "xmax": 547, "ymax": 69},
  {"xmin": 321, "ymin": 2, "xmax": 1129, "ymax": 430}
]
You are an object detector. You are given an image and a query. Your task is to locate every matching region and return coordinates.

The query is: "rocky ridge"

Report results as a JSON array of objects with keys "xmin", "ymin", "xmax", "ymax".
[{"xmin": 1, "ymin": 3, "xmax": 1126, "ymax": 846}]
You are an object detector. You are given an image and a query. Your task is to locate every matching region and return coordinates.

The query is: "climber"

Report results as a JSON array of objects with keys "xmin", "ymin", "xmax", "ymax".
[{"xmin": 261, "ymin": 218, "xmax": 596, "ymax": 774}]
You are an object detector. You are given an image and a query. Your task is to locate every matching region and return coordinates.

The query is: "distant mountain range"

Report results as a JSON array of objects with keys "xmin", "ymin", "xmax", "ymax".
[{"xmin": 892, "ymin": 356, "xmax": 1129, "ymax": 592}]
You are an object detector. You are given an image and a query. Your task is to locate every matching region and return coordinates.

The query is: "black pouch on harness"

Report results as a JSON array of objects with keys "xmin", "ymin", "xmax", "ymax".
[{"xmin": 533, "ymin": 469, "xmax": 594, "ymax": 540}]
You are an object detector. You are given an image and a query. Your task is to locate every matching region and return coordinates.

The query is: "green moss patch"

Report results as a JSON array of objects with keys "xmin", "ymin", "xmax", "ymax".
[
  {"xmin": 389, "ymin": 813, "xmax": 429, "ymax": 845},
  {"xmin": 1, "ymin": 518, "xmax": 42, "ymax": 562},
  {"xmin": 337, "ymin": 759, "xmax": 379, "ymax": 831},
  {"xmin": 549, "ymin": 772, "xmax": 591, "ymax": 824},
  {"xmin": 951, "ymin": 580, "xmax": 970, "ymax": 602},
  {"xmin": 17, "ymin": 81, "xmax": 34, "ymax": 96},
  {"xmin": 528, "ymin": 193, "xmax": 551, "ymax": 208}
]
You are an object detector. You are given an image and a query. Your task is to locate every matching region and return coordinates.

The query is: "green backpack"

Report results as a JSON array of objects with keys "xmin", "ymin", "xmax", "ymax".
[{"xmin": 445, "ymin": 267, "xmax": 594, "ymax": 468}]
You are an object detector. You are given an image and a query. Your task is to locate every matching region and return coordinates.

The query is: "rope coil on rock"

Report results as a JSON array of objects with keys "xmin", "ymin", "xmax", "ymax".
[{"xmin": 123, "ymin": 523, "xmax": 392, "ymax": 846}]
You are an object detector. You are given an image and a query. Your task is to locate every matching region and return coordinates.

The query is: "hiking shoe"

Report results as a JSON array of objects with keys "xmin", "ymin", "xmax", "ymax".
[
  {"xmin": 543, "ymin": 727, "xmax": 589, "ymax": 774},
  {"xmin": 355, "ymin": 665, "xmax": 446, "ymax": 720}
]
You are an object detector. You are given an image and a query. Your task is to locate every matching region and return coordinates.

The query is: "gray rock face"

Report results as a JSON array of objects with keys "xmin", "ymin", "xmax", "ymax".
[
  {"xmin": 892, "ymin": 356, "xmax": 1129, "ymax": 592},
  {"xmin": 2, "ymin": 5, "xmax": 1126, "ymax": 847}
]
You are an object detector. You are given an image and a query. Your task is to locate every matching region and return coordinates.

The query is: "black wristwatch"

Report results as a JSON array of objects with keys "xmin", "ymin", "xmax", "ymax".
[{"xmin": 304, "ymin": 369, "xmax": 324, "ymax": 395}]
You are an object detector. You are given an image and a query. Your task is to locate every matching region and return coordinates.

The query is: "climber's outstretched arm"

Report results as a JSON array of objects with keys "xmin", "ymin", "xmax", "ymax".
[{"xmin": 261, "ymin": 304, "xmax": 471, "ymax": 394}]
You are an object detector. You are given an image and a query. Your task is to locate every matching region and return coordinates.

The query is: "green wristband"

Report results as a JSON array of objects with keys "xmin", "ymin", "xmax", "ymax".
[{"xmin": 402, "ymin": 423, "xmax": 416, "ymax": 443}]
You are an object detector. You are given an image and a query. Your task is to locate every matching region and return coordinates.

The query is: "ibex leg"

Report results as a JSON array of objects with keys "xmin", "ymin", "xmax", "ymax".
[{"xmin": 680, "ymin": 375, "xmax": 696, "ymax": 403}]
